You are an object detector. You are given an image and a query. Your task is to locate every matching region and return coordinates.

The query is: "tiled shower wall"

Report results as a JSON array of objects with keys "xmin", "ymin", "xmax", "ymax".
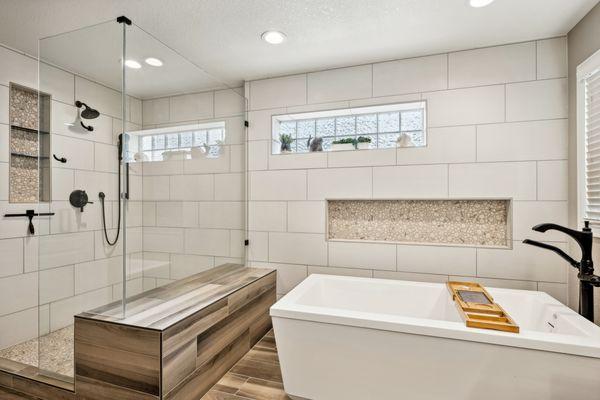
[
  {"xmin": 138, "ymin": 88, "xmax": 246, "ymax": 289},
  {"xmin": 246, "ymin": 38, "xmax": 570, "ymax": 303},
  {"xmin": 0, "ymin": 43, "xmax": 142, "ymax": 349}
]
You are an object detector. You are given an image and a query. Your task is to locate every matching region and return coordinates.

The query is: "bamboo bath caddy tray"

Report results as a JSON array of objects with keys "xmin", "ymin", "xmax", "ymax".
[{"xmin": 447, "ymin": 281, "xmax": 519, "ymax": 333}]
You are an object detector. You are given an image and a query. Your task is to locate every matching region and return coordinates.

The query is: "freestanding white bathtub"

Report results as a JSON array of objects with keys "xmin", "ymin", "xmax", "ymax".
[{"xmin": 271, "ymin": 274, "xmax": 600, "ymax": 400}]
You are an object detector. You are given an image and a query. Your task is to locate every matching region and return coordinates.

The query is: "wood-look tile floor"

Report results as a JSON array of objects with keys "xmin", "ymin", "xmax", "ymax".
[
  {"xmin": 202, "ymin": 330, "xmax": 291, "ymax": 400},
  {"xmin": 0, "ymin": 386, "xmax": 36, "ymax": 400}
]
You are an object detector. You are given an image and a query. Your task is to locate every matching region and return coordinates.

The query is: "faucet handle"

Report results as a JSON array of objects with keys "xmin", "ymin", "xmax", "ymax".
[{"xmin": 584, "ymin": 220, "xmax": 591, "ymax": 232}]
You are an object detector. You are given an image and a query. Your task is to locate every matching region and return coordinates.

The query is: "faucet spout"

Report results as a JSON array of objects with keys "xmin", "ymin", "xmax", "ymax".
[{"xmin": 522, "ymin": 239, "xmax": 580, "ymax": 269}]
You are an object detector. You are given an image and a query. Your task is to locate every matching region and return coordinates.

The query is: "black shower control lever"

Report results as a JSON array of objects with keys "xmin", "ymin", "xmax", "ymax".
[
  {"xmin": 69, "ymin": 190, "xmax": 93, "ymax": 212},
  {"xmin": 4, "ymin": 209, "xmax": 55, "ymax": 235}
]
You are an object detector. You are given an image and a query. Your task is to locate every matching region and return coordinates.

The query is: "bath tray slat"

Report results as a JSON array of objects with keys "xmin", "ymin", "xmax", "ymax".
[{"xmin": 447, "ymin": 281, "xmax": 519, "ymax": 334}]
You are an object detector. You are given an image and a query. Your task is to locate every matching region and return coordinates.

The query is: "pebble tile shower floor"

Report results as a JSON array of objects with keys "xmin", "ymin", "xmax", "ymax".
[{"xmin": 0, "ymin": 326, "xmax": 74, "ymax": 377}]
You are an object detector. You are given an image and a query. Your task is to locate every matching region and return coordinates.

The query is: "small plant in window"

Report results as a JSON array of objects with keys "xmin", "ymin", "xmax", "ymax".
[
  {"xmin": 279, "ymin": 133, "xmax": 294, "ymax": 153},
  {"xmin": 356, "ymin": 136, "xmax": 372, "ymax": 150},
  {"xmin": 307, "ymin": 135, "xmax": 323, "ymax": 152},
  {"xmin": 331, "ymin": 137, "xmax": 357, "ymax": 151}
]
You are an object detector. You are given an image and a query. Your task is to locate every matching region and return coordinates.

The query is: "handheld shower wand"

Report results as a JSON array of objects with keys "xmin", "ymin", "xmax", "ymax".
[{"xmin": 99, "ymin": 133, "xmax": 129, "ymax": 246}]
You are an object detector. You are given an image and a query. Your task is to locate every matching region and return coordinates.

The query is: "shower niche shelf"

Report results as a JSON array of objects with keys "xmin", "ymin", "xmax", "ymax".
[
  {"xmin": 327, "ymin": 198, "xmax": 512, "ymax": 248},
  {"xmin": 8, "ymin": 83, "xmax": 51, "ymax": 203}
]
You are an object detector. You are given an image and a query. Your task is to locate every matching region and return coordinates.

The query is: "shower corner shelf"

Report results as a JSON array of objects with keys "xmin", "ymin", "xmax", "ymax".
[
  {"xmin": 10, "ymin": 124, "xmax": 50, "ymax": 135},
  {"xmin": 11, "ymin": 152, "xmax": 48, "ymax": 159}
]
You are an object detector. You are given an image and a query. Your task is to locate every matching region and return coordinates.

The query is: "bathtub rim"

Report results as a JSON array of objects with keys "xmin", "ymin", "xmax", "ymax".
[{"xmin": 270, "ymin": 274, "xmax": 600, "ymax": 359}]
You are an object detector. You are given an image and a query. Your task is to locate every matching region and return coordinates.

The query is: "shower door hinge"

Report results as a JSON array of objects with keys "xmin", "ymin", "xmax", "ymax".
[
  {"xmin": 244, "ymin": 120, "xmax": 249, "ymax": 127},
  {"xmin": 244, "ymin": 239, "xmax": 250, "ymax": 246}
]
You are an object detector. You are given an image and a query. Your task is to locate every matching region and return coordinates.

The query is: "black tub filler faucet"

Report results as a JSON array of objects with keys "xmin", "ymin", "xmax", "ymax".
[{"xmin": 523, "ymin": 221, "xmax": 600, "ymax": 322}]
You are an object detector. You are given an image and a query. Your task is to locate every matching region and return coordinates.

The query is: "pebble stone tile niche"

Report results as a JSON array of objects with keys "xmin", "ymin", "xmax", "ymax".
[
  {"xmin": 9, "ymin": 83, "xmax": 51, "ymax": 203},
  {"xmin": 327, "ymin": 199, "xmax": 512, "ymax": 248}
]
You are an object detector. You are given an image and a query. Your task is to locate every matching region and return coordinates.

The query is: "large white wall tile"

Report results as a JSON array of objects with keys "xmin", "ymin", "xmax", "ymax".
[
  {"xmin": 0, "ymin": 238, "xmax": 23, "ymax": 277},
  {"xmin": 75, "ymin": 257, "xmax": 121, "ymax": 294},
  {"xmin": 52, "ymin": 135, "xmax": 94, "ymax": 171},
  {"xmin": 74, "ymin": 171, "xmax": 118, "ymax": 201},
  {"xmin": 329, "ymin": 241, "xmax": 395, "ymax": 270},
  {"xmin": 214, "ymin": 88, "xmax": 245, "ymax": 117},
  {"xmin": 308, "ymin": 167, "xmax": 371, "ymax": 200},
  {"xmin": 537, "ymin": 37, "xmax": 567, "ymax": 79},
  {"xmin": 424, "ymin": 85, "xmax": 505, "ymax": 127},
  {"xmin": 248, "ymin": 140, "xmax": 269, "ymax": 171},
  {"xmin": 449, "ymin": 42, "xmax": 535, "ymax": 88},
  {"xmin": 373, "ymin": 165, "xmax": 448, "ymax": 198},
  {"xmin": 142, "ymin": 97, "xmax": 170, "ymax": 125},
  {"xmin": 248, "ymin": 202, "xmax": 286, "ymax": 231},
  {"xmin": 50, "ymin": 287, "xmax": 112, "ymax": 331},
  {"xmin": 183, "ymin": 146, "xmax": 231, "ymax": 174},
  {"xmin": 156, "ymin": 202, "xmax": 198, "ymax": 228},
  {"xmin": 512, "ymin": 201, "xmax": 568, "ymax": 242},
  {"xmin": 184, "ymin": 228, "xmax": 230, "ymax": 256},
  {"xmin": 0, "ymin": 46, "xmax": 36, "ymax": 87},
  {"xmin": 170, "ymin": 254, "xmax": 214, "ymax": 280},
  {"xmin": 143, "ymin": 175, "xmax": 170, "ymax": 201},
  {"xmin": 169, "ymin": 92, "xmax": 213, "ymax": 122},
  {"xmin": 198, "ymin": 202, "xmax": 244, "ymax": 229},
  {"xmin": 0, "ymin": 307, "xmax": 38, "ymax": 349},
  {"xmin": 373, "ymin": 54, "xmax": 447, "ymax": 97},
  {"xmin": 250, "ymin": 170, "xmax": 306, "ymax": 200},
  {"xmin": 269, "ymin": 152, "xmax": 328, "ymax": 170},
  {"xmin": 0, "ymin": 86, "xmax": 7, "ymax": 124},
  {"xmin": 538, "ymin": 282, "xmax": 568, "ymax": 304},
  {"xmin": 288, "ymin": 201, "xmax": 326, "ymax": 233},
  {"xmin": 170, "ymin": 174, "xmax": 213, "ymax": 201},
  {"xmin": 40, "ymin": 63, "xmax": 74, "ymax": 104},
  {"xmin": 328, "ymin": 148, "xmax": 396, "ymax": 168},
  {"xmin": 249, "ymin": 74, "xmax": 306, "ymax": 110},
  {"xmin": 38, "ymin": 231, "xmax": 94, "ymax": 270},
  {"xmin": 143, "ymin": 227, "xmax": 184, "ymax": 253},
  {"xmin": 94, "ymin": 143, "xmax": 118, "ymax": 173},
  {"xmin": 0, "ymin": 163, "xmax": 7, "ymax": 200},
  {"xmin": 247, "ymin": 231, "xmax": 269, "ymax": 262},
  {"xmin": 477, "ymin": 120, "xmax": 568, "ymax": 162},
  {"xmin": 537, "ymin": 160, "xmax": 568, "ymax": 200},
  {"xmin": 0, "ymin": 124, "xmax": 8, "ymax": 163},
  {"xmin": 247, "ymin": 108, "xmax": 285, "ymax": 140},
  {"xmin": 214, "ymin": 173, "xmax": 244, "ymax": 201},
  {"xmin": 39, "ymin": 265, "xmax": 74, "ymax": 303},
  {"xmin": 397, "ymin": 245, "xmax": 476, "ymax": 276},
  {"xmin": 307, "ymin": 65, "xmax": 372, "ymax": 103},
  {"xmin": 506, "ymin": 79, "xmax": 567, "ymax": 121},
  {"xmin": 449, "ymin": 275, "xmax": 537, "ymax": 290},
  {"xmin": 449, "ymin": 162, "xmax": 536, "ymax": 200},
  {"xmin": 477, "ymin": 241, "xmax": 567, "ymax": 283},
  {"xmin": 269, "ymin": 232, "xmax": 327, "ymax": 265},
  {"xmin": 0, "ymin": 273, "xmax": 37, "ymax": 315},
  {"xmin": 397, "ymin": 126, "xmax": 476, "ymax": 165}
]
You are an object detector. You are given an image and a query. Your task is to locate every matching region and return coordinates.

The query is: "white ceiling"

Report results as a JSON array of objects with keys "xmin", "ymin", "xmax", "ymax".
[{"xmin": 0, "ymin": 0, "xmax": 597, "ymax": 97}]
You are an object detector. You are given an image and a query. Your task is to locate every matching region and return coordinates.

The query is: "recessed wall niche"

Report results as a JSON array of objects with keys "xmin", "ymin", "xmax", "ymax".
[
  {"xmin": 327, "ymin": 199, "xmax": 512, "ymax": 248},
  {"xmin": 9, "ymin": 83, "xmax": 51, "ymax": 203}
]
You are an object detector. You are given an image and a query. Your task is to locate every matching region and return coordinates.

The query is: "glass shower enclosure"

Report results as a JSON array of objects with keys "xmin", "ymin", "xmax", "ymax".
[{"xmin": 0, "ymin": 17, "xmax": 246, "ymax": 382}]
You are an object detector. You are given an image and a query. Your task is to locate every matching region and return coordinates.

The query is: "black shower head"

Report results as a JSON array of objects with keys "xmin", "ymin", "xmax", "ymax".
[{"xmin": 75, "ymin": 101, "xmax": 100, "ymax": 119}]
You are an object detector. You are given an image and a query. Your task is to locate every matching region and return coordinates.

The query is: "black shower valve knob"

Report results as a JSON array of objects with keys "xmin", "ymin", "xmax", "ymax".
[{"xmin": 69, "ymin": 189, "xmax": 93, "ymax": 212}]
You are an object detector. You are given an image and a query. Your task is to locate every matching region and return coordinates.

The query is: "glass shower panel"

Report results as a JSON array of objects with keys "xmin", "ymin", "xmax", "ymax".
[
  {"xmin": 37, "ymin": 19, "xmax": 125, "ymax": 378},
  {"xmin": 123, "ymin": 23, "xmax": 247, "ymax": 310}
]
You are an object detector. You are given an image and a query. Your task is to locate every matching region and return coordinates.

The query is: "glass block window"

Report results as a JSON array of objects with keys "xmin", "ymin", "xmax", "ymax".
[
  {"xmin": 271, "ymin": 101, "xmax": 426, "ymax": 154},
  {"xmin": 137, "ymin": 122, "xmax": 226, "ymax": 161}
]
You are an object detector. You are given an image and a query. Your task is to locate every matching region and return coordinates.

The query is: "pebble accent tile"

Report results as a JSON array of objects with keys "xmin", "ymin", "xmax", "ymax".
[
  {"xmin": 9, "ymin": 86, "xmax": 38, "ymax": 130},
  {"xmin": 9, "ymin": 155, "xmax": 38, "ymax": 203},
  {"xmin": 328, "ymin": 199, "xmax": 510, "ymax": 247},
  {"xmin": 0, "ymin": 325, "xmax": 74, "ymax": 377}
]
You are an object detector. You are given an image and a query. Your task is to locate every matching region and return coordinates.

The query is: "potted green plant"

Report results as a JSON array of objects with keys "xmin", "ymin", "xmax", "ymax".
[
  {"xmin": 356, "ymin": 136, "xmax": 372, "ymax": 150},
  {"xmin": 331, "ymin": 137, "xmax": 356, "ymax": 151},
  {"xmin": 279, "ymin": 133, "xmax": 294, "ymax": 153}
]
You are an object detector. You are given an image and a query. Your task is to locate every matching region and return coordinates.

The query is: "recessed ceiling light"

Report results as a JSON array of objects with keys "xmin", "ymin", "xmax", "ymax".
[
  {"xmin": 145, "ymin": 57, "xmax": 163, "ymax": 67},
  {"xmin": 125, "ymin": 59, "xmax": 141, "ymax": 69},
  {"xmin": 261, "ymin": 30, "xmax": 286, "ymax": 45},
  {"xmin": 469, "ymin": 0, "xmax": 495, "ymax": 7}
]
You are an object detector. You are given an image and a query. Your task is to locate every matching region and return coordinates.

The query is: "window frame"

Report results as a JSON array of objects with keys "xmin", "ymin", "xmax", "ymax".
[
  {"xmin": 271, "ymin": 101, "xmax": 427, "ymax": 154},
  {"xmin": 577, "ymin": 48, "xmax": 600, "ymax": 233}
]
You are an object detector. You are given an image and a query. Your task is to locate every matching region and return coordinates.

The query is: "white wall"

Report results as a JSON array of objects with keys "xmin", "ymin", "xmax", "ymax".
[
  {"xmin": 0, "ymin": 43, "xmax": 142, "ymax": 348},
  {"xmin": 138, "ymin": 88, "xmax": 246, "ymax": 290},
  {"xmin": 246, "ymin": 38, "xmax": 570, "ymax": 302}
]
